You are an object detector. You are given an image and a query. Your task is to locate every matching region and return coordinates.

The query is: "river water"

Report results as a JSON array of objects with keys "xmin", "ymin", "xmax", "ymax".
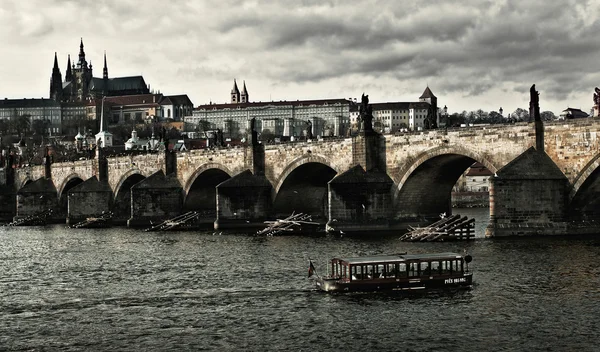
[{"xmin": 1, "ymin": 208, "xmax": 600, "ymax": 351}]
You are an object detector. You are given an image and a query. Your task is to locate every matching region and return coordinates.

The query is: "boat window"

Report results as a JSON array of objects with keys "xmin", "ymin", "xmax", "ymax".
[
  {"xmin": 385, "ymin": 263, "xmax": 396, "ymax": 278},
  {"xmin": 451, "ymin": 260, "xmax": 463, "ymax": 273},
  {"xmin": 351, "ymin": 265, "xmax": 368, "ymax": 280},
  {"xmin": 376, "ymin": 264, "xmax": 385, "ymax": 278},
  {"xmin": 366, "ymin": 265, "xmax": 375, "ymax": 279},
  {"xmin": 441, "ymin": 260, "xmax": 451, "ymax": 275},
  {"xmin": 409, "ymin": 262, "xmax": 419, "ymax": 277},
  {"xmin": 420, "ymin": 262, "xmax": 430, "ymax": 277},
  {"xmin": 398, "ymin": 263, "xmax": 407, "ymax": 278},
  {"xmin": 431, "ymin": 261, "xmax": 440, "ymax": 275}
]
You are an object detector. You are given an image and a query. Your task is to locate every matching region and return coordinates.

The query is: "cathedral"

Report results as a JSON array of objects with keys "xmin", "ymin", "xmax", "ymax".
[{"xmin": 49, "ymin": 39, "xmax": 150, "ymax": 102}]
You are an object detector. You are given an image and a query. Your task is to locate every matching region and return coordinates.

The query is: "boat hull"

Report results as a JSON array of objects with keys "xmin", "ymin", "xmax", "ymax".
[{"xmin": 315, "ymin": 273, "xmax": 473, "ymax": 293}]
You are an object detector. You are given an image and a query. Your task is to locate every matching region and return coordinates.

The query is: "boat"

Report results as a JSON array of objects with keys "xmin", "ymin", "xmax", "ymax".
[{"xmin": 310, "ymin": 252, "xmax": 473, "ymax": 293}]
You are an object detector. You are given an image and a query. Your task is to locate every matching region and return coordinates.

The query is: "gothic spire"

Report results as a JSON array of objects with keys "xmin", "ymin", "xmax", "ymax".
[
  {"xmin": 65, "ymin": 54, "xmax": 73, "ymax": 81},
  {"xmin": 241, "ymin": 80, "xmax": 249, "ymax": 103},
  {"xmin": 78, "ymin": 37, "xmax": 86, "ymax": 67},
  {"xmin": 50, "ymin": 52, "xmax": 63, "ymax": 101},
  {"xmin": 53, "ymin": 52, "xmax": 59, "ymax": 71},
  {"xmin": 231, "ymin": 79, "xmax": 240, "ymax": 103},
  {"xmin": 103, "ymin": 51, "xmax": 108, "ymax": 79}
]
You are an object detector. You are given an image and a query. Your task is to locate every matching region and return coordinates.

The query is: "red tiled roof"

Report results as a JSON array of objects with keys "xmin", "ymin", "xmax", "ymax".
[{"xmin": 103, "ymin": 94, "xmax": 163, "ymax": 107}]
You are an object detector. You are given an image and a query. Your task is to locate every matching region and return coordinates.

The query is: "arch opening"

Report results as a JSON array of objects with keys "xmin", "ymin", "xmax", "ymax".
[
  {"xmin": 569, "ymin": 165, "xmax": 600, "ymax": 222},
  {"xmin": 273, "ymin": 162, "xmax": 337, "ymax": 220},
  {"xmin": 113, "ymin": 173, "xmax": 146, "ymax": 223},
  {"xmin": 184, "ymin": 168, "xmax": 230, "ymax": 215},
  {"xmin": 394, "ymin": 154, "xmax": 478, "ymax": 222},
  {"xmin": 59, "ymin": 177, "xmax": 84, "ymax": 217}
]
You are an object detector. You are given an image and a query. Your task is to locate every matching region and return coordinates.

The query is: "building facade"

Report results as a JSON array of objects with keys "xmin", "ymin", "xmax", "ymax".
[
  {"xmin": 186, "ymin": 81, "xmax": 353, "ymax": 138},
  {"xmin": 49, "ymin": 39, "xmax": 150, "ymax": 103},
  {"xmin": 349, "ymin": 87, "xmax": 441, "ymax": 133}
]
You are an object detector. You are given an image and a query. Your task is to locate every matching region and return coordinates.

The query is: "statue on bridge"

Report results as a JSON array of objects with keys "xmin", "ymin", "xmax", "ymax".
[
  {"xmin": 358, "ymin": 93, "xmax": 374, "ymax": 133},
  {"xmin": 594, "ymin": 87, "xmax": 600, "ymax": 105},
  {"xmin": 248, "ymin": 118, "xmax": 259, "ymax": 146},
  {"xmin": 529, "ymin": 84, "xmax": 541, "ymax": 122},
  {"xmin": 305, "ymin": 120, "xmax": 313, "ymax": 140}
]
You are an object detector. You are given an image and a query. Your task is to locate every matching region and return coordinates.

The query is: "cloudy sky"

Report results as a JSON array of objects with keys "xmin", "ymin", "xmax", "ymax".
[{"xmin": 1, "ymin": 0, "xmax": 599, "ymax": 115}]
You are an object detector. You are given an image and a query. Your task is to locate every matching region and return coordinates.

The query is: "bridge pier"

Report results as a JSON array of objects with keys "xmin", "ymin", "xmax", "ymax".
[
  {"xmin": 214, "ymin": 169, "xmax": 273, "ymax": 230},
  {"xmin": 327, "ymin": 165, "xmax": 394, "ymax": 233},
  {"xmin": 67, "ymin": 176, "xmax": 113, "ymax": 225},
  {"xmin": 485, "ymin": 148, "xmax": 569, "ymax": 237},
  {"xmin": 0, "ymin": 154, "xmax": 16, "ymax": 222},
  {"xmin": 14, "ymin": 178, "xmax": 61, "ymax": 223},
  {"xmin": 127, "ymin": 170, "xmax": 183, "ymax": 228}
]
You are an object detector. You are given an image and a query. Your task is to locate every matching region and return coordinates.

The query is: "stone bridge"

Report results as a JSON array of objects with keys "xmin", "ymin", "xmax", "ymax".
[{"xmin": 3, "ymin": 119, "xmax": 600, "ymax": 236}]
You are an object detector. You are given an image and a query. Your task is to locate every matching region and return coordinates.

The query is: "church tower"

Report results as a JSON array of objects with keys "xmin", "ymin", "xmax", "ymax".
[
  {"xmin": 72, "ymin": 38, "xmax": 93, "ymax": 101},
  {"xmin": 240, "ymin": 81, "xmax": 249, "ymax": 103},
  {"xmin": 49, "ymin": 52, "xmax": 63, "ymax": 101},
  {"xmin": 231, "ymin": 79, "xmax": 240, "ymax": 103},
  {"xmin": 103, "ymin": 51, "xmax": 108, "ymax": 79},
  {"xmin": 65, "ymin": 54, "xmax": 73, "ymax": 82},
  {"xmin": 419, "ymin": 86, "xmax": 438, "ymax": 129}
]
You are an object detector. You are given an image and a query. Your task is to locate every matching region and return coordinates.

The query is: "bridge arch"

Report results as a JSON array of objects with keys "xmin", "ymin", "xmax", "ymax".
[
  {"xmin": 272, "ymin": 154, "xmax": 338, "ymax": 219},
  {"xmin": 57, "ymin": 174, "xmax": 85, "ymax": 218},
  {"xmin": 113, "ymin": 171, "xmax": 146, "ymax": 223},
  {"xmin": 392, "ymin": 145, "xmax": 497, "ymax": 221},
  {"xmin": 183, "ymin": 163, "xmax": 232, "ymax": 213},
  {"xmin": 57, "ymin": 174, "xmax": 84, "ymax": 200},
  {"xmin": 567, "ymin": 153, "xmax": 600, "ymax": 221},
  {"xmin": 273, "ymin": 154, "xmax": 339, "ymax": 194}
]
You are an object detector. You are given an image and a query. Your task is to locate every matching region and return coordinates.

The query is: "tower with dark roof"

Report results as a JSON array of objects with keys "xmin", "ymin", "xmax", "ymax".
[
  {"xmin": 72, "ymin": 38, "xmax": 93, "ymax": 101},
  {"xmin": 49, "ymin": 52, "xmax": 63, "ymax": 101},
  {"xmin": 419, "ymin": 86, "xmax": 438, "ymax": 129},
  {"xmin": 65, "ymin": 54, "xmax": 73, "ymax": 82},
  {"xmin": 103, "ymin": 51, "xmax": 108, "ymax": 80},
  {"xmin": 240, "ymin": 81, "xmax": 249, "ymax": 103},
  {"xmin": 231, "ymin": 79, "xmax": 240, "ymax": 103},
  {"xmin": 419, "ymin": 86, "xmax": 437, "ymax": 106}
]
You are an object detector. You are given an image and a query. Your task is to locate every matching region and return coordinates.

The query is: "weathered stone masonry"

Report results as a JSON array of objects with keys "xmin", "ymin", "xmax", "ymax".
[{"xmin": 3, "ymin": 119, "xmax": 600, "ymax": 236}]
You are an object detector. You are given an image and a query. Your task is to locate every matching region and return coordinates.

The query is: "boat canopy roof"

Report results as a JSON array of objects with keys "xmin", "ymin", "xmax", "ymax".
[{"xmin": 334, "ymin": 252, "xmax": 464, "ymax": 265}]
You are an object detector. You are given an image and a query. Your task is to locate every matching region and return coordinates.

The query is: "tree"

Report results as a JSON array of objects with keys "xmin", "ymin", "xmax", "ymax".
[
  {"xmin": 540, "ymin": 111, "xmax": 557, "ymax": 122},
  {"xmin": 260, "ymin": 128, "xmax": 275, "ymax": 142},
  {"xmin": 31, "ymin": 119, "xmax": 50, "ymax": 136},
  {"xmin": 446, "ymin": 112, "xmax": 466, "ymax": 127},
  {"xmin": 0, "ymin": 119, "xmax": 9, "ymax": 135},
  {"xmin": 11, "ymin": 114, "xmax": 31, "ymax": 137},
  {"xmin": 487, "ymin": 111, "xmax": 504, "ymax": 124},
  {"xmin": 512, "ymin": 108, "xmax": 529, "ymax": 122}
]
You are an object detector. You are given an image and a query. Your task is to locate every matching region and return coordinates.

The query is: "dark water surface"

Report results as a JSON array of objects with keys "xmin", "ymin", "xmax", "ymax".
[{"xmin": 1, "ymin": 208, "xmax": 600, "ymax": 351}]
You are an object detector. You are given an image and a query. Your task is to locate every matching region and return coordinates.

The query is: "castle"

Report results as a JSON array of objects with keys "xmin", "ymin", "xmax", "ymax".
[{"xmin": 49, "ymin": 39, "xmax": 150, "ymax": 102}]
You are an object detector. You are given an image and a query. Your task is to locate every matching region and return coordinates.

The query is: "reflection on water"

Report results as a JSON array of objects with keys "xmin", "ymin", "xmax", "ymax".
[{"xmin": 1, "ymin": 208, "xmax": 600, "ymax": 351}]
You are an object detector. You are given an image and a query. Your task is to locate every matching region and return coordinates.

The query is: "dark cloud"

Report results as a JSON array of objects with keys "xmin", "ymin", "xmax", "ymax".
[{"xmin": 1, "ymin": 0, "xmax": 599, "ymax": 113}]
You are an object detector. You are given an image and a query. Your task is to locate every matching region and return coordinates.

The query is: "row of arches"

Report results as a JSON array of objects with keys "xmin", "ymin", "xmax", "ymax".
[{"xmin": 20, "ymin": 149, "xmax": 600, "ymax": 223}]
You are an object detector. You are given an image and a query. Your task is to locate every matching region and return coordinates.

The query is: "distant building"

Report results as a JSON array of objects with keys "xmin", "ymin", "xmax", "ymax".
[
  {"xmin": 349, "ymin": 87, "xmax": 441, "ymax": 133},
  {"xmin": 0, "ymin": 98, "xmax": 62, "ymax": 135},
  {"xmin": 559, "ymin": 108, "xmax": 589, "ymax": 120},
  {"xmin": 102, "ymin": 94, "xmax": 193, "ymax": 125},
  {"xmin": 124, "ymin": 129, "xmax": 161, "ymax": 151},
  {"xmin": 454, "ymin": 162, "xmax": 494, "ymax": 192},
  {"xmin": 49, "ymin": 39, "xmax": 150, "ymax": 103},
  {"xmin": 187, "ymin": 80, "xmax": 353, "ymax": 138}
]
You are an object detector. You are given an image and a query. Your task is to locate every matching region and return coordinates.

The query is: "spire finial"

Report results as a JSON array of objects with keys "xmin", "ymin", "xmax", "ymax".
[{"xmin": 103, "ymin": 51, "xmax": 108, "ymax": 79}]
